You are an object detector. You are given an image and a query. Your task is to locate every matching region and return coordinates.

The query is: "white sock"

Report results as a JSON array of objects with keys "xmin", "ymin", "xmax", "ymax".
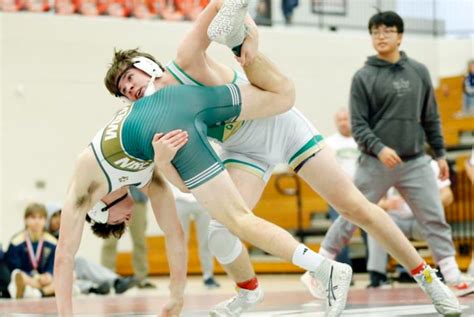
[
  {"xmin": 319, "ymin": 247, "xmax": 336, "ymax": 260},
  {"xmin": 438, "ymin": 256, "xmax": 461, "ymax": 283},
  {"xmin": 292, "ymin": 244, "xmax": 325, "ymax": 272}
]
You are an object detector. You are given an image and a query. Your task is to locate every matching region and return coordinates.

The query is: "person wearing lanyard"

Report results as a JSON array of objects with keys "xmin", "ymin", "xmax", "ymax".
[{"xmin": 6, "ymin": 203, "xmax": 58, "ymax": 299}]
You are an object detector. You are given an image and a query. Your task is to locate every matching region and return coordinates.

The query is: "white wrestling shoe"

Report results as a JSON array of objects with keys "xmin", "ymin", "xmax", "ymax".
[
  {"xmin": 414, "ymin": 265, "xmax": 462, "ymax": 316},
  {"xmin": 209, "ymin": 286, "xmax": 264, "ymax": 316},
  {"xmin": 300, "ymin": 271, "xmax": 325, "ymax": 299},
  {"xmin": 207, "ymin": 0, "xmax": 249, "ymax": 49},
  {"xmin": 447, "ymin": 274, "xmax": 474, "ymax": 297},
  {"xmin": 311, "ymin": 259, "xmax": 352, "ymax": 317}
]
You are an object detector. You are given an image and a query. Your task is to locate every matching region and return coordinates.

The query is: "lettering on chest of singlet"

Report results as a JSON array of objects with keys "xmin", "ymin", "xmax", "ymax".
[{"xmin": 101, "ymin": 105, "xmax": 153, "ymax": 172}]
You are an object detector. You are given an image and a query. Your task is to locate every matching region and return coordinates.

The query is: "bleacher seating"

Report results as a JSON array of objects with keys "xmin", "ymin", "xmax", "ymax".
[
  {"xmin": 0, "ymin": 0, "xmax": 207, "ymax": 20},
  {"xmin": 435, "ymin": 76, "xmax": 474, "ymax": 146}
]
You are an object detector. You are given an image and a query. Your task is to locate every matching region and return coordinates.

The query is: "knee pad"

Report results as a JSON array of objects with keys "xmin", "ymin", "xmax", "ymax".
[{"xmin": 208, "ymin": 220, "xmax": 243, "ymax": 265}]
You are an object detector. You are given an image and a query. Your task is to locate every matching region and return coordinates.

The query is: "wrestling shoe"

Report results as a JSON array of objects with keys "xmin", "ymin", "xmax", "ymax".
[
  {"xmin": 210, "ymin": 286, "xmax": 264, "ymax": 316},
  {"xmin": 414, "ymin": 265, "xmax": 462, "ymax": 316},
  {"xmin": 311, "ymin": 259, "xmax": 352, "ymax": 317},
  {"xmin": 300, "ymin": 271, "xmax": 325, "ymax": 299},
  {"xmin": 447, "ymin": 275, "xmax": 474, "ymax": 297},
  {"xmin": 207, "ymin": 0, "xmax": 249, "ymax": 51}
]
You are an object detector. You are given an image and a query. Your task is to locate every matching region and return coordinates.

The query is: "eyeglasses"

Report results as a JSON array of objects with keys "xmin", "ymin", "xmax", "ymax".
[{"xmin": 371, "ymin": 29, "xmax": 399, "ymax": 37}]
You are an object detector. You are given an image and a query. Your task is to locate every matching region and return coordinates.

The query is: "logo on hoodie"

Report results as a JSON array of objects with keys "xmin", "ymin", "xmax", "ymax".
[{"xmin": 393, "ymin": 78, "xmax": 411, "ymax": 97}]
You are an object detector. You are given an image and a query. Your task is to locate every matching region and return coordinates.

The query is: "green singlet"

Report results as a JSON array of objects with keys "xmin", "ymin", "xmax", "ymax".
[{"xmin": 94, "ymin": 84, "xmax": 242, "ymax": 190}]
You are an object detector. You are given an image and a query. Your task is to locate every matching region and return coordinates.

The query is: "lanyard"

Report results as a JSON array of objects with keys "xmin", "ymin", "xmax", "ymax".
[{"xmin": 24, "ymin": 232, "xmax": 44, "ymax": 272}]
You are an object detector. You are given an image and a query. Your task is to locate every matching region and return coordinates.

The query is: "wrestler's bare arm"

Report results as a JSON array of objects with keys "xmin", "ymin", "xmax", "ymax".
[
  {"xmin": 54, "ymin": 148, "xmax": 108, "ymax": 316},
  {"xmin": 175, "ymin": 0, "xmax": 221, "ymax": 67},
  {"xmin": 156, "ymin": 161, "xmax": 189, "ymax": 193},
  {"xmin": 147, "ymin": 172, "xmax": 188, "ymax": 316},
  {"xmin": 152, "ymin": 131, "xmax": 190, "ymax": 193}
]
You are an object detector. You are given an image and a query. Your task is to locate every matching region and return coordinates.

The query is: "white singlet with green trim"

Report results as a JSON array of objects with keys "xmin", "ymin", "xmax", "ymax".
[
  {"xmin": 90, "ymin": 109, "xmax": 154, "ymax": 193},
  {"xmin": 166, "ymin": 61, "xmax": 325, "ymax": 182}
]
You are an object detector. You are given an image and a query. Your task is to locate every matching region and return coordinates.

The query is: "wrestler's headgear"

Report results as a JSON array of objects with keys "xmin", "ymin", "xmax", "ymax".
[
  {"xmin": 87, "ymin": 192, "xmax": 129, "ymax": 224},
  {"xmin": 118, "ymin": 56, "xmax": 164, "ymax": 103}
]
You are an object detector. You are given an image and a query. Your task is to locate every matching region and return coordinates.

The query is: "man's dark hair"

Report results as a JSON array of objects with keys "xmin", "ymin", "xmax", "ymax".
[
  {"xmin": 85, "ymin": 214, "xmax": 126, "ymax": 239},
  {"xmin": 368, "ymin": 11, "xmax": 404, "ymax": 34}
]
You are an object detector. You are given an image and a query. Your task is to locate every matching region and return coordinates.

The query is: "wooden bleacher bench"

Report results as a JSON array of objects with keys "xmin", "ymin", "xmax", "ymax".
[{"xmin": 435, "ymin": 75, "xmax": 474, "ymax": 147}]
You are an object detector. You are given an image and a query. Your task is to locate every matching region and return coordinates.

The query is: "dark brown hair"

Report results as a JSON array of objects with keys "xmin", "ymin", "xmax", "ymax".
[{"xmin": 85, "ymin": 214, "xmax": 126, "ymax": 239}]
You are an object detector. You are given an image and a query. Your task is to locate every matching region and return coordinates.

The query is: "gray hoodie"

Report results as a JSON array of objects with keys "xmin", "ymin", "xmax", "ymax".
[{"xmin": 350, "ymin": 51, "xmax": 445, "ymax": 160}]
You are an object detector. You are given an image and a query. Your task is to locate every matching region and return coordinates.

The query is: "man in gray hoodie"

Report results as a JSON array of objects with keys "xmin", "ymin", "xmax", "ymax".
[{"xmin": 319, "ymin": 11, "xmax": 473, "ymax": 296}]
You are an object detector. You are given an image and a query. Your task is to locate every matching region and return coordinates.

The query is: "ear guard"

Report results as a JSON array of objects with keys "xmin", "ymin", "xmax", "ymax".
[
  {"xmin": 87, "ymin": 192, "xmax": 129, "ymax": 224},
  {"xmin": 131, "ymin": 56, "xmax": 164, "ymax": 78},
  {"xmin": 88, "ymin": 201, "xmax": 109, "ymax": 224},
  {"xmin": 118, "ymin": 56, "xmax": 164, "ymax": 104}
]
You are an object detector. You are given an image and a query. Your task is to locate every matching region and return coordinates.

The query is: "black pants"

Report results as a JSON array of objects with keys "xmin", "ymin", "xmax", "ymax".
[{"xmin": 0, "ymin": 259, "xmax": 11, "ymax": 298}]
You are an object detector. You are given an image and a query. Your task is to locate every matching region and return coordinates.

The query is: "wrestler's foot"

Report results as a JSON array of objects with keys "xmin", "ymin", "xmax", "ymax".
[
  {"xmin": 207, "ymin": 0, "xmax": 249, "ymax": 53},
  {"xmin": 311, "ymin": 259, "xmax": 352, "ymax": 317},
  {"xmin": 209, "ymin": 286, "xmax": 264, "ymax": 316},
  {"xmin": 447, "ymin": 274, "xmax": 474, "ymax": 297},
  {"xmin": 300, "ymin": 271, "xmax": 325, "ymax": 299},
  {"xmin": 414, "ymin": 265, "xmax": 462, "ymax": 316}
]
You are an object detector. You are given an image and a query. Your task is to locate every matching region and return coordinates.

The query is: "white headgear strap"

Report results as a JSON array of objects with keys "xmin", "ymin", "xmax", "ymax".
[
  {"xmin": 87, "ymin": 192, "xmax": 129, "ymax": 224},
  {"xmin": 87, "ymin": 201, "xmax": 109, "ymax": 224},
  {"xmin": 118, "ymin": 56, "xmax": 164, "ymax": 103},
  {"xmin": 131, "ymin": 56, "xmax": 163, "ymax": 78}
]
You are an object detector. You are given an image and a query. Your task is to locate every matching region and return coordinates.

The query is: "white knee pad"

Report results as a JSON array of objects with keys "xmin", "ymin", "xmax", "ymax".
[{"xmin": 208, "ymin": 220, "xmax": 243, "ymax": 265}]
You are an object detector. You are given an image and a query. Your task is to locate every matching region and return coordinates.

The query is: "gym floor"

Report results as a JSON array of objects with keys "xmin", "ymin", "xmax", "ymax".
[{"xmin": 1, "ymin": 274, "xmax": 473, "ymax": 316}]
